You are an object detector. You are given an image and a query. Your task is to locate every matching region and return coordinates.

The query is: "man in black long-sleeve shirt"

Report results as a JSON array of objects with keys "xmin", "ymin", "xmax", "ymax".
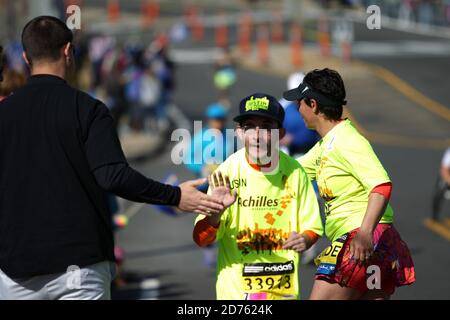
[{"xmin": 0, "ymin": 16, "xmax": 223, "ymax": 300}]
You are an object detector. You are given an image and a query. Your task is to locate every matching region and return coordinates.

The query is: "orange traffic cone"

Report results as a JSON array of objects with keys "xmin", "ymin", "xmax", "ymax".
[
  {"xmin": 271, "ymin": 11, "xmax": 284, "ymax": 43},
  {"xmin": 185, "ymin": 5, "xmax": 204, "ymax": 42},
  {"xmin": 192, "ymin": 8, "xmax": 204, "ymax": 42},
  {"xmin": 155, "ymin": 31, "xmax": 169, "ymax": 49},
  {"xmin": 291, "ymin": 23, "xmax": 303, "ymax": 67},
  {"xmin": 107, "ymin": 0, "xmax": 120, "ymax": 24},
  {"xmin": 184, "ymin": 4, "xmax": 194, "ymax": 23},
  {"xmin": 238, "ymin": 12, "xmax": 252, "ymax": 55},
  {"xmin": 257, "ymin": 25, "xmax": 270, "ymax": 65},
  {"xmin": 342, "ymin": 40, "xmax": 352, "ymax": 63},
  {"xmin": 318, "ymin": 15, "xmax": 330, "ymax": 56},
  {"xmin": 142, "ymin": 0, "xmax": 160, "ymax": 28},
  {"xmin": 215, "ymin": 14, "xmax": 229, "ymax": 48}
]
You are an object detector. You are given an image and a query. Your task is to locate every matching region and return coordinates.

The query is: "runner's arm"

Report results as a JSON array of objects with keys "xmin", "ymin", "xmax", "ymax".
[
  {"xmin": 283, "ymin": 168, "xmax": 323, "ymax": 252},
  {"xmin": 302, "ymin": 230, "xmax": 320, "ymax": 247},
  {"xmin": 81, "ymin": 101, "xmax": 181, "ymax": 205},
  {"xmin": 350, "ymin": 183, "xmax": 392, "ymax": 263},
  {"xmin": 297, "ymin": 142, "xmax": 321, "ymax": 180},
  {"xmin": 282, "ymin": 230, "xmax": 320, "ymax": 252},
  {"xmin": 360, "ymin": 182, "xmax": 392, "ymax": 233},
  {"xmin": 193, "ymin": 218, "xmax": 220, "ymax": 247},
  {"xmin": 84, "ymin": 101, "xmax": 223, "ymax": 215}
]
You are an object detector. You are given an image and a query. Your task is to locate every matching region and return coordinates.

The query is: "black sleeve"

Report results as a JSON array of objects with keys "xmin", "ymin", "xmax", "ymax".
[
  {"xmin": 81, "ymin": 97, "xmax": 180, "ymax": 206},
  {"xmin": 81, "ymin": 99, "xmax": 127, "ymax": 170},
  {"xmin": 93, "ymin": 163, "xmax": 181, "ymax": 205}
]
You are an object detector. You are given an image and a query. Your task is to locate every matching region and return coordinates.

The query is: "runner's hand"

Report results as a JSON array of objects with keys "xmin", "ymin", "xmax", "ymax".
[
  {"xmin": 282, "ymin": 231, "xmax": 311, "ymax": 253},
  {"xmin": 349, "ymin": 229, "xmax": 374, "ymax": 266},
  {"xmin": 205, "ymin": 171, "xmax": 237, "ymax": 227},
  {"xmin": 178, "ymin": 178, "xmax": 224, "ymax": 216},
  {"xmin": 208, "ymin": 171, "xmax": 237, "ymax": 209}
]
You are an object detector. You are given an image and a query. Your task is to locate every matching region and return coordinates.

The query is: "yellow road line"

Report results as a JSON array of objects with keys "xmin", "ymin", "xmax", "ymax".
[
  {"xmin": 423, "ymin": 218, "xmax": 450, "ymax": 242},
  {"xmin": 370, "ymin": 65, "xmax": 450, "ymax": 122},
  {"xmin": 445, "ymin": 218, "xmax": 450, "ymax": 229}
]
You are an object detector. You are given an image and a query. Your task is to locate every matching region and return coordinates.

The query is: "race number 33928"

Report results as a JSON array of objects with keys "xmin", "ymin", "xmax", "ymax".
[{"xmin": 241, "ymin": 261, "xmax": 296, "ymax": 299}]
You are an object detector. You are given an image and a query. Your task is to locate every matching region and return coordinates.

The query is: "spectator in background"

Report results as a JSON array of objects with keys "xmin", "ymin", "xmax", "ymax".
[
  {"xmin": 125, "ymin": 47, "xmax": 161, "ymax": 132},
  {"xmin": 101, "ymin": 45, "xmax": 130, "ymax": 129},
  {"xmin": 213, "ymin": 47, "xmax": 237, "ymax": 109},
  {"xmin": 88, "ymin": 35, "xmax": 116, "ymax": 88},
  {"xmin": 0, "ymin": 69, "xmax": 26, "ymax": 102},
  {"xmin": 0, "ymin": 44, "xmax": 26, "ymax": 101},
  {"xmin": 2, "ymin": 41, "xmax": 28, "ymax": 75},
  {"xmin": 148, "ymin": 33, "xmax": 175, "ymax": 130}
]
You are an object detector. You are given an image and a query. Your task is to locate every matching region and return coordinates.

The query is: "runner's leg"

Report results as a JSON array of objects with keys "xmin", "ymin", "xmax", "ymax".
[
  {"xmin": 309, "ymin": 279, "xmax": 362, "ymax": 300},
  {"xmin": 360, "ymin": 289, "xmax": 390, "ymax": 300}
]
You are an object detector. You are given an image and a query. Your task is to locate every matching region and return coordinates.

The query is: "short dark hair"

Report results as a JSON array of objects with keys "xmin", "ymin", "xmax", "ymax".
[
  {"xmin": 0, "ymin": 45, "xmax": 4, "ymax": 81},
  {"xmin": 303, "ymin": 68, "xmax": 346, "ymax": 121},
  {"xmin": 21, "ymin": 16, "xmax": 73, "ymax": 64}
]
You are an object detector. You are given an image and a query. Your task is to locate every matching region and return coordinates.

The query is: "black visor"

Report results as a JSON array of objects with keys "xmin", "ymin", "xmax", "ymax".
[{"xmin": 283, "ymin": 82, "xmax": 346, "ymax": 107}]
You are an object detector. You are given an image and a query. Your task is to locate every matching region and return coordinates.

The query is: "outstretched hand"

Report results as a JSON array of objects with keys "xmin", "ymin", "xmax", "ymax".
[
  {"xmin": 208, "ymin": 171, "xmax": 237, "ymax": 209},
  {"xmin": 178, "ymin": 178, "xmax": 224, "ymax": 216}
]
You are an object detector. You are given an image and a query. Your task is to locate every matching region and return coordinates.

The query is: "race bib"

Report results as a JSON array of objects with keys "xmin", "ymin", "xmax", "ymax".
[
  {"xmin": 314, "ymin": 234, "xmax": 347, "ymax": 275},
  {"xmin": 241, "ymin": 261, "xmax": 296, "ymax": 300}
]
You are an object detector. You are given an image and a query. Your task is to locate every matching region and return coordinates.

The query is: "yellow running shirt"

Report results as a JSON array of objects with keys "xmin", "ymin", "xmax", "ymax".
[
  {"xmin": 298, "ymin": 119, "xmax": 393, "ymax": 242},
  {"xmin": 196, "ymin": 148, "xmax": 323, "ymax": 300}
]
